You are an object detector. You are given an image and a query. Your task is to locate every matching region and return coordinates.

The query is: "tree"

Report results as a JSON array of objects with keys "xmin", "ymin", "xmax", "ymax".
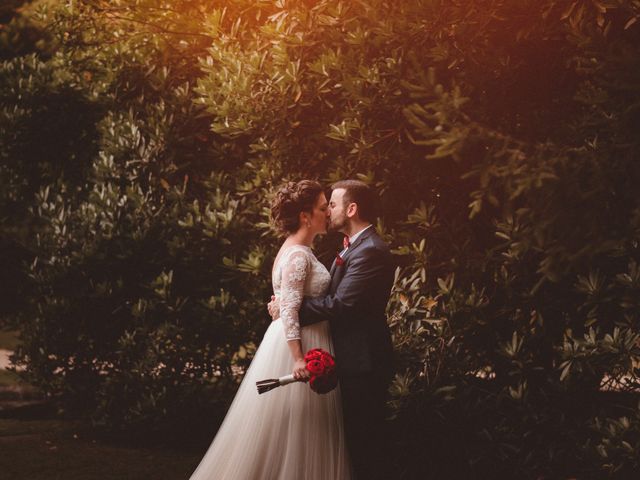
[
  {"xmin": 2, "ymin": 0, "xmax": 640, "ymax": 476},
  {"xmin": 193, "ymin": 1, "xmax": 640, "ymax": 476},
  {"xmin": 1, "ymin": 0, "xmax": 274, "ymax": 433}
]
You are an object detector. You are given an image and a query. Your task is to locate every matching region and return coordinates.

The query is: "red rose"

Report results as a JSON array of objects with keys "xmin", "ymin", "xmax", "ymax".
[
  {"xmin": 335, "ymin": 254, "xmax": 345, "ymax": 266},
  {"xmin": 304, "ymin": 348, "xmax": 323, "ymax": 363},
  {"xmin": 306, "ymin": 359, "xmax": 325, "ymax": 376},
  {"xmin": 320, "ymin": 352, "xmax": 335, "ymax": 370}
]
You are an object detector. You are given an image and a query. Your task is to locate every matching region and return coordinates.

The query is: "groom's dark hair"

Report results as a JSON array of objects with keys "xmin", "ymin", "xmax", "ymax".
[{"xmin": 332, "ymin": 179, "xmax": 378, "ymax": 223}]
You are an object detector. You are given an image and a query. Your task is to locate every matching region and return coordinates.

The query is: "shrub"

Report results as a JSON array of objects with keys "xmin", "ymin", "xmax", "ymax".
[{"xmin": 2, "ymin": 1, "xmax": 640, "ymax": 477}]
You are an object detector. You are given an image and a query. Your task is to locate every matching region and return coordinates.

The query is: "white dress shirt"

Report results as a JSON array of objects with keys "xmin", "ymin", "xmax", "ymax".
[{"xmin": 340, "ymin": 224, "xmax": 373, "ymax": 256}]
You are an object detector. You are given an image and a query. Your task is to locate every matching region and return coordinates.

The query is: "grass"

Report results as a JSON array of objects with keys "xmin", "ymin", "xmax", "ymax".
[
  {"xmin": 0, "ymin": 368, "xmax": 23, "ymax": 386},
  {"xmin": 0, "ymin": 418, "xmax": 203, "ymax": 480},
  {"xmin": 0, "ymin": 328, "xmax": 202, "ymax": 478},
  {"xmin": 0, "ymin": 329, "xmax": 20, "ymax": 350},
  {"xmin": 0, "ymin": 328, "xmax": 211, "ymax": 478}
]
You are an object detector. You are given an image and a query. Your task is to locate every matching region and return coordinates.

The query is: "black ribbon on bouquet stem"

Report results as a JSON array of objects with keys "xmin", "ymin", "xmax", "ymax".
[{"xmin": 256, "ymin": 374, "xmax": 298, "ymax": 394}]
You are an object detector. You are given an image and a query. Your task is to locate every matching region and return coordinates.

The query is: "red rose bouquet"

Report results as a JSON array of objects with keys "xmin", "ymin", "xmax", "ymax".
[
  {"xmin": 256, "ymin": 348, "xmax": 338, "ymax": 395},
  {"xmin": 303, "ymin": 348, "xmax": 338, "ymax": 394}
]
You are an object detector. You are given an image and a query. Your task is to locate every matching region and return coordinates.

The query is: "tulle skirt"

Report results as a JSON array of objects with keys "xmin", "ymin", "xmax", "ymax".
[{"xmin": 189, "ymin": 319, "xmax": 352, "ymax": 480}]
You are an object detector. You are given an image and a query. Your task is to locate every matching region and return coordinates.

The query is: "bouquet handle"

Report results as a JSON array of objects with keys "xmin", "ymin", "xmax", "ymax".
[{"xmin": 256, "ymin": 374, "xmax": 298, "ymax": 394}]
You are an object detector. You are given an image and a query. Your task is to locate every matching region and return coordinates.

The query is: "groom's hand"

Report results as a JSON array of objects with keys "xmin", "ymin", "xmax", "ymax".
[{"xmin": 267, "ymin": 295, "xmax": 280, "ymax": 320}]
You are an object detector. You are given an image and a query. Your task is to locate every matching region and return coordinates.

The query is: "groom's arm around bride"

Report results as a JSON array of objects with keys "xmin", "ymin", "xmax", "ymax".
[{"xmin": 299, "ymin": 230, "xmax": 395, "ymax": 380}]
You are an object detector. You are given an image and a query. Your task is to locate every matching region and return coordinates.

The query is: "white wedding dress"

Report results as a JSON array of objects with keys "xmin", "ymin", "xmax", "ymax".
[{"xmin": 189, "ymin": 245, "xmax": 351, "ymax": 480}]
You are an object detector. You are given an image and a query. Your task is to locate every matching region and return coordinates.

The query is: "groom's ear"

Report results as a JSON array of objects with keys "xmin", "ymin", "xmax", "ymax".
[{"xmin": 346, "ymin": 202, "xmax": 358, "ymax": 219}]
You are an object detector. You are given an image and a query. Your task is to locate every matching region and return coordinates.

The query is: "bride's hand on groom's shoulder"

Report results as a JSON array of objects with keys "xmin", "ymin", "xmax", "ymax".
[{"xmin": 267, "ymin": 295, "xmax": 280, "ymax": 321}]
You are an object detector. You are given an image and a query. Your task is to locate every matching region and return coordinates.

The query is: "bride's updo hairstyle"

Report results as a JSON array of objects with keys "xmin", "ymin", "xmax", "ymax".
[{"xmin": 271, "ymin": 180, "xmax": 323, "ymax": 235}]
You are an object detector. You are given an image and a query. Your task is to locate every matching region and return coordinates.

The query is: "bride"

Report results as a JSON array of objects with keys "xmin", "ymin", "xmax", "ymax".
[{"xmin": 189, "ymin": 180, "xmax": 351, "ymax": 479}]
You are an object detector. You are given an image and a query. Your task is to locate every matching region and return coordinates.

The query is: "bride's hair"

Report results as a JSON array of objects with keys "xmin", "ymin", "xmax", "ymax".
[{"xmin": 271, "ymin": 180, "xmax": 323, "ymax": 234}]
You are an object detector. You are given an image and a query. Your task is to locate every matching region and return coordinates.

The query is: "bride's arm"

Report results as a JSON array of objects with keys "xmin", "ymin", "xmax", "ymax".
[
  {"xmin": 287, "ymin": 341, "xmax": 308, "ymax": 380},
  {"xmin": 280, "ymin": 250, "xmax": 311, "ymax": 380}
]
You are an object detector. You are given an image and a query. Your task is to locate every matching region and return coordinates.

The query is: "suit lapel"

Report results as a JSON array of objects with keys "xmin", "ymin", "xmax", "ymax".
[
  {"xmin": 328, "ymin": 227, "xmax": 376, "ymax": 290},
  {"xmin": 329, "ymin": 258, "xmax": 338, "ymax": 277},
  {"xmin": 341, "ymin": 226, "xmax": 374, "ymax": 261}
]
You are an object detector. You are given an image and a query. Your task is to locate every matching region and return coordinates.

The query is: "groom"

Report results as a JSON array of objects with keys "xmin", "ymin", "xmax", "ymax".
[{"xmin": 270, "ymin": 179, "xmax": 395, "ymax": 480}]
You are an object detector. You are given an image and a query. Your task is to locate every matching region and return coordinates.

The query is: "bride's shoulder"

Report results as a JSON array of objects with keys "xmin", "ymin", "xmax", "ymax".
[
  {"xmin": 281, "ymin": 244, "xmax": 312, "ymax": 258},
  {"xmin": 276, "ymin": 244, "xmax": 313, "ymax": 269}
]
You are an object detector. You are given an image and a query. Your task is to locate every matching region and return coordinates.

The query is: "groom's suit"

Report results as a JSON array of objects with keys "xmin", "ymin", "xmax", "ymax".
[{"xmin": 299, "ymin": 226, "xmax": 395, "ymax": 480}]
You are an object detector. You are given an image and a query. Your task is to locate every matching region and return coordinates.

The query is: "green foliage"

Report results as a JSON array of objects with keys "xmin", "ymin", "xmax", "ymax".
[
  {"xmin": 2, "ymin": 0, "xmax": 640, "ymax": 477},
  {"xmin": 192, "ymin": 0, "xmax": 640, "ymax": 477},
  {"xmin": 591, "ymin": 406, "xmax": 640, "ymax": 476},
  {"xmin": 1, "ymin": 0, "xmax": 277, "ymax": 430}
]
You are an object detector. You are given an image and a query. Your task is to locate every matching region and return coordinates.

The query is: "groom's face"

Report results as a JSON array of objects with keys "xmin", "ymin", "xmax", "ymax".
[{"xmin": 327, "ymin": 188, "xmax": 348, "ymax": 233}]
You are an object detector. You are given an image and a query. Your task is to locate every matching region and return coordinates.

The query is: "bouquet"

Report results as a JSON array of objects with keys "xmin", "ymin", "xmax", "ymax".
[{"xmin": 256, "ymin": 348, "xmax": 338, "ymax": 395}]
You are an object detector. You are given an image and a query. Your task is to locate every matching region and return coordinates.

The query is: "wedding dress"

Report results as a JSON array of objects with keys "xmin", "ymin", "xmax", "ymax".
[{"xmin": 189, "ymin": 245, "xmax": 351, "ymax": 480}]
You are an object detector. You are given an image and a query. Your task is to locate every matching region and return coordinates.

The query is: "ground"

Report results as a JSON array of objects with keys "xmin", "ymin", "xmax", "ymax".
[
  {"xmin": 0, "ymin": 418, "xmax": 201, "ymax": 480},
  {"xmin": 0, "ymin": 329, "xmax": 204, "ymax": 479}
]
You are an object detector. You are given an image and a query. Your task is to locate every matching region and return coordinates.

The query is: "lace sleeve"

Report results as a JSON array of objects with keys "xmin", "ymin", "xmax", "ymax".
[{"xmin": 280, "ymin": 249, "xmax": 310, "ymax": 341}]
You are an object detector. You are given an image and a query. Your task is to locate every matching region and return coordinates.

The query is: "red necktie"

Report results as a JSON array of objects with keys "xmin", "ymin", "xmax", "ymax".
[{"xmin": 343, "ymin": 236, "xmax": 350, "ymax": 249}]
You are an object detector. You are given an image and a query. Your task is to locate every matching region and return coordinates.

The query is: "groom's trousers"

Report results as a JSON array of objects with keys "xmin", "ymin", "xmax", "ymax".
[{"xmin": 340, "ymin": 373, "xmax": 391, "ymax": 480}]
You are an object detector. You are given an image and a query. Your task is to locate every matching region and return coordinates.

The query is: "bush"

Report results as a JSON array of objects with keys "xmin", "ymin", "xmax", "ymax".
[
  {"xmin": 192, "ymin": 1, "xmax": 640, "ymax": 476},
  {"xmin": 2, "ymin": 0, "xmax": 640, "ymax": 477},
  {"xmin": 1, "ymin": 0, "xmax": 275, "ymax": 431}
]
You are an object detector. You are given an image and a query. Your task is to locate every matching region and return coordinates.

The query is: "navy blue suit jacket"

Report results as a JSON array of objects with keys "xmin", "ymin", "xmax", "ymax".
[{"xmin": 299, "ymin": 227, "xmax": 394, "ymax": 378}]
